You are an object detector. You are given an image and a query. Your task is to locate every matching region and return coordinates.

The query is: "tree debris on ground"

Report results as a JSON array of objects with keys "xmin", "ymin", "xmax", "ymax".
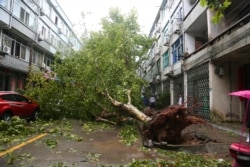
[{"xmin": 98, "ymin": 89, "xmax": 211, "ymax": 147}]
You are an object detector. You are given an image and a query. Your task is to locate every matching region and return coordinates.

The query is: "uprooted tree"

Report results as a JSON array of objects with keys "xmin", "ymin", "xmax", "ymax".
[
  {"xmin": 100, "ymin": 89, "xmax": 209, "ymax": 145},
  {"xmin": 25, "ymin": 8, "xmax": 209, "ymax": 145}
]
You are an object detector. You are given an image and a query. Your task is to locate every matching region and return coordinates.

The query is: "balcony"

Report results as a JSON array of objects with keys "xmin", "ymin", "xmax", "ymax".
[
  {"xmin": 0, "ymin": 6, "xmax": 11, "ymax": 28},
  {"xmin": 0, "ymin": 54, "xmax": 29, "ymax": 73}
]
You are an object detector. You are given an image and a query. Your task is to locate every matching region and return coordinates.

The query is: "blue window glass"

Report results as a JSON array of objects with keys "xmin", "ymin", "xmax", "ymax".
[
  {"xmin": 163, "ymin": 51, "xmax": 169, "ymax": 69},
  {"xmin": 172, "ymin": 36, "xmax": 183, "ymax": 64}
]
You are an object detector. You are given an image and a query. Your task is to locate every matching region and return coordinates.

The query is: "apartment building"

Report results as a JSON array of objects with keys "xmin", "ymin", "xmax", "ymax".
[
  {"xmin": 141, "ymin": 0, "xmax": 250, "ymax": 122},
  {"xmin": 0, "ymin": 0, "xmax": 81, "ymax": 91}
]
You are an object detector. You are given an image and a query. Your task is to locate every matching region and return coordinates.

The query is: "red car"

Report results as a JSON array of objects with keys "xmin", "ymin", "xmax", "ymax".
[{"xmin": 0, "ymin": 91, "xmax": 40, "ymax": 121}]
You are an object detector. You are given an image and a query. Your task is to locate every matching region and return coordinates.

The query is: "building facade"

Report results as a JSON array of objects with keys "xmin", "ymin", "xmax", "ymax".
[
  {"xmin": 0, "ymin": 0, "xmax": 81, "ymax": 91},
  {"xmin": 141, "ymin": 0, "xmax": 250, "ymax": 121}
]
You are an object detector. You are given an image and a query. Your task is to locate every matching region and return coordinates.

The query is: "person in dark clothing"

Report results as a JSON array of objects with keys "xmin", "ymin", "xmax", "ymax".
[
  {"xmin": 142, "ymin": 93, "xmax": 149, "ymax": 107},
  {"xmin": 149, "ymin": 95, "xmax": 156, "ymax": 109}
]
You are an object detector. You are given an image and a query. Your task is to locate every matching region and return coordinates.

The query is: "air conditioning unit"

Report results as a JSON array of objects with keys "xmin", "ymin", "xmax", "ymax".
[
  {"xmin": 2, "ymin": 45, "xmax": 11, "ymax": 54},
  {"xmin": 181, "ymin": 52, "xmax": 190, "ymax": 59},
  {"xmin": 174, "ymin": 29, "xmax": 181, "ymax": 35},
  {"xmin": 189, "ymin": 0, "xmax": 197, "ymax": 5},
  {"xmin": 40, "ymin": 8, "xmax": 45, "ymax": 16},
  {"xmin": 164, "ymin": 41, "xmax": 169, "ymax": 46},
  {"xmin": 165, "ymin": 70, "xmax": 174, "ymax": 77},
  {"xmin": 38, "ymin": 33, "xmax": 44, "ymax": 41}
]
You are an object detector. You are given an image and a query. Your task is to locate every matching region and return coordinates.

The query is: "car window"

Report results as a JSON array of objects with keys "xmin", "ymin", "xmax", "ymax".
[
  {"xmin": 14, "ymin": 94, "xmax": 28, "ymax": 103},
  {"xmin": 0, "ymin": 94, "xmax": 16, "ymax": 101}
]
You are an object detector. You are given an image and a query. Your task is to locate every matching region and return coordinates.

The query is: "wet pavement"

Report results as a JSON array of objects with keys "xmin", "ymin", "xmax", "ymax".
[
  {"xmin": 212, "ymin": 122, "xmax": 248, "ymax": 137},
  {"xmin": 0, "ymin": 121, "xmax": 159, "ymax": 167},
  {"xmin": 180, "ymin": 122, "xmax": 249, "ymax": 161},
  {"xmin": 0, "ymin": 120, "xmax": 249, "ymax": 167}
]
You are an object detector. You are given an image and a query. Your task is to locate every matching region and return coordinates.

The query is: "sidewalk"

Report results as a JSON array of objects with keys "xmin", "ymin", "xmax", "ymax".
[{"xmin": 212, "ymin": 122, "xmax": 249, "ymax": 138}]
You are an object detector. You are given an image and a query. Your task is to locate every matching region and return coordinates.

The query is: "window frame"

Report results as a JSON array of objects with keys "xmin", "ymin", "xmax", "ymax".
[
  {"xmin": 163, "ymin": 51, "xmax": 170, "ymax": 69},
  {"xmin": 171, "ymin": 36, "xmax": 183, "ymax": 64}
]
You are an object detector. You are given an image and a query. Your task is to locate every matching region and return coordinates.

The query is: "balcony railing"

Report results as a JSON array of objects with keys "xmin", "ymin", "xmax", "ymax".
[{"xmin": 1, "ymin": 55, "xmax": 29, "ymax": 72}]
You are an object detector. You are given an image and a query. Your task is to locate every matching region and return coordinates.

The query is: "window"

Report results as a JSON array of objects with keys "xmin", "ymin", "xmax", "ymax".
[
  {"xmin": 13, "ymin": 0, "xmax": 36, "ymax": 30},
  {"xmin": 31, "ymin": 52, "xmax": 36, "ymax": 64},
  {"xmin": 177, "ymin": 7, "xmax": 183, "ymax": 20},
  {"xmin": 58, "ymin": 21, "xmax": 65, "ymax": 34},
  {"xmin": 38, "ymin": 21, "xmax": 50, "ymax": 41},
  {"xmin": 0, "ymin": 0, "xmax": 10, "ymax": 9},
  {"xmin": 1, "ymin": 94, "xmax": 15, "ymax": 101},
  {"xmin": 15, "ymin": 43, "xmax": 20, "ymax": 58},
  {"xmin": 45, "ymin": 27, "xmax": 50, "ymax": 41},
  {"xmin": 51, "ymin": 33, "xmax": 55, "ymax": 46},
  {"xmin": 156, "ymin": 59, "xmax": 161, "ymax": 72},
  {"xmin": 41, "ymin": 26, "xmax": 46, "ymax": 36},
  {"xmin": 28, "ymin": 12, "xmax": 36, "ymax": 29},
  {"xmin": 44, "ymin": 56, "xmax": 53, "ymax": 69},
  {"xmin": 3, "ymin": 34, "xmax": 27, "ymax": 60},
  {"xmin": 50, "ymin": 32, "xmax": 59, "ymax": 48},
  {"xmin": 20, "ymin": 45, "xmax": 26, "ymax": 60},
  {"xmin": 37, "ymin": 52, "xmax": 43, "ymax": 66},
  {"xmin": 11, "ymin": 40, "xmax": 15, "ymax": 55},
  {"xmin": 31, "ymin": 51, "xmax": 42, "ymax": 65},
  {"xmin": 13, "ymin": 0, "xmax": 21, "ymax": 16},
  {"xmin": 42, "ymin": 0, "xmax": 51, "ymax": 16},
  {"xmin": 20, "ymin": 8, "xmax": 25, "ymax": 23},
  {"xmin": 163, "ymin": 51, "xmax": 170, "ymax": 69},
  {"xmin": 21, "ymin": 8, "xmax": 30, "ymax": 26},
  {"xmin": 13, "ymin": 42, "xmax": 27, "ymax": 60},
  {"xmin": 171, "ymin": 36, "xmax": 183, "ymax": 64},
  {"xmin": 14, "ymin": 94, "xmax": 28, "ymax": 103},
  {"xmin": 162, "ymin": 22, "xmax": 171, "ymax": 45}
]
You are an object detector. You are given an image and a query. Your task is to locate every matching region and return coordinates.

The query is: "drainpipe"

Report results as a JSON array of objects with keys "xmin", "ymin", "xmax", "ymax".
[
  {"xmin": 29, "ymin": 42, "xmax": 34, "ymax": 73},
  {"xmin": 229, "ymin": 62, "xmax": 232, "ymax": 122},
  {"xmin": 7, "ymin": 0, "xmax": 14, "ymax": 29},
  {"xmin": 0, "ymin": 29, "xmax": 2, "ymax": 47}
]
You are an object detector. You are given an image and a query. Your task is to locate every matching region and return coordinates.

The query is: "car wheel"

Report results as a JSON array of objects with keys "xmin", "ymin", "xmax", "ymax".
[
  {"xmin": 31, "ymin": 109, "xmax": 39, "ymax": 121},
  {"xmin": 2, "ymin": 112, "xmax": 12, "ymax": 122}
]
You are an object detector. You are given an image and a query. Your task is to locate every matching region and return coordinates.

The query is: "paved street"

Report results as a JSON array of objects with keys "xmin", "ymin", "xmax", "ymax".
[
  {"xmin": 0, "ymin": 120, "xmax": 247, "ymax": 167},
  {"xmin": 0, "ymin": 121, "xmax": 156, "ymax": 167}
]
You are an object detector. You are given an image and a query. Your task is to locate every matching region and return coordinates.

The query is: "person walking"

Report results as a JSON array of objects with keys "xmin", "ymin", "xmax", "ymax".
[
  {"xmin": 149, "ymin": 95, "xmax": 156, "ymax": 109},
  {"xmin": 141, "ymin": 93, "xmax": 149, "ymax": 107},
  {"xmin": 178, "ymin": 94, "xmax": 182, "ymax": 106}
]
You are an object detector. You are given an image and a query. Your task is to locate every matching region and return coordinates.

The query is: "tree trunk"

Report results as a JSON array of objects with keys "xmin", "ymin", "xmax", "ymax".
[
  {"xmin": 102, "ymin": 90, "xmax": 208, "ymax": 145},
  {"xmin": 103, "ymin": 90, "xmax": 151, "ymax": 122}
]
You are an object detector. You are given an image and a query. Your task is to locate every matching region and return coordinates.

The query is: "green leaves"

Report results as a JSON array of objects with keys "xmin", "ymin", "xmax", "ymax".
[
  {"xmin": 0, "ymin": 117, "xmax": 34, "ymax": 145},
  {"xmin": 82, "ymin": 121, "xmax": 113, "ymax": 133},
  {"xmin": 45, "ymin": 138, "xmax": 58, "ymax": 149},
  {"xmin": 25, "ymin": 8, "xmax": 153, "ymax": 120},
  {"xmin": 125, "ymin": 153, "xmax": 231, "ymax": 167},
  {"xmin": 85, "ymin": 152, "xmax": 101, "ymax": 162},
  {"xmin": 200, "ymin": 0, "xmax": 232, "ymax": 23},
  {"xmin": 118, "ymin": 124, "xmax": 139, "ymax": 145}
]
